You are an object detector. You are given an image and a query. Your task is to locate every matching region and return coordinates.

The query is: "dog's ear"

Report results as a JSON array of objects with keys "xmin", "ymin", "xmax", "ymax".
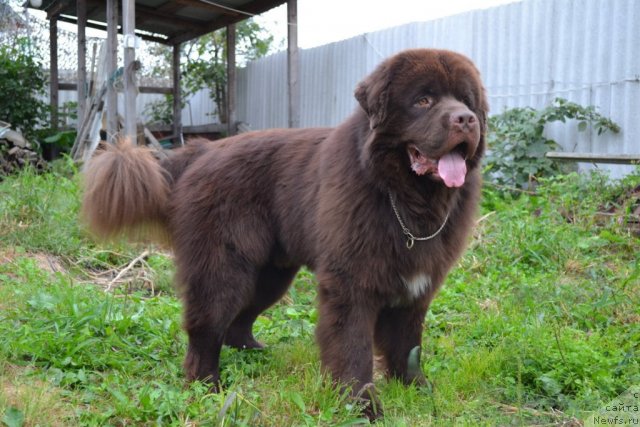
[{"xmin": 354, "ymin": 63, "xmax": 391, "ymax": 130}]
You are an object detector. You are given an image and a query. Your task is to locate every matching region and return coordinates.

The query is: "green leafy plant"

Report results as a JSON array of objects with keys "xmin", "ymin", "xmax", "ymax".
[
  {"xmin": 57, "ymin": 101, "xmax": 78, "ymax": 127},
  {"xmin": 484, "ymin": 98, "xmax": 620, "ymax": 189},
  {"xmin": 41, "ymin": 130, "xmax": 76, "ymax": 150},
  {"xmin": 143, "ymin": 20, "xmax": 273, "ymax": 127},
  {"xmin": 0, "ymin": 38, "xmax": 48, "ymax": 139},
  {"xmin": 144, "ymin": 95, "xmax": 175, "ymax": 126},
  {"xmin": 183, "ymin": 20, "xmax": 273, "ymax": 125},
  {"xmin": 38, "ymin": 129, "xmax": 76, "ymax": 161}
]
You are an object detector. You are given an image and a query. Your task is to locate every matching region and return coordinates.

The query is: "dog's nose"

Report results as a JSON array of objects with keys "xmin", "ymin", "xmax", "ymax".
[{"xmin": 450, "ymin": 110, "xmax": 477, "ymax": 131}]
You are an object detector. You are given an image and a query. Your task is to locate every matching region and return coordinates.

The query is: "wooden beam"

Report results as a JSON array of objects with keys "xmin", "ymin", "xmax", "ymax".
[
  {"xmin": 88, "ymin": 43, "xmax": 98, "ymax": 98},
  {"xmin": 84, "ymin": 1, "xmax": 103, "ymax": 20},
  {"xmin": 49, "ymin": 16, "xmax": 59, "ymax": 130},
  {"xmin": 143, "ymin": 126, "xmax": 169, "ymax": 157},
  {"xmin": 546, "ymin": 152, "xmax": 640, "ymax": 165},
  {"xmin": 169, "ymin": 0, "xmax": 285, "ymax": 45},
  {"xmin": 51, "ymin": 15, "xmax": 170, "ymax": 44},
  {"xmin": 122, "ymin": 0, "xmax": 137, "ymax": 142},
  {"xmin": 105, "ymin": 0, "xmax": 118, "ymax": 141},
  {"xmin": 46, "ymin": 0, "xmax": 72, "ymax": 20},
  {"xmin": 140, "ymin": 86, "xmax": 173, "ymax": 94},
  {"xmin": 148, "ymin": 123, "xmax": 228, "ymax": 134},
  {"xmin": 58, "ymin": 83, "xmax": 79, "ymax": 91},
  {"xmin": 287, "ymin": 0, "xmax": 299, "ymax": 128},
  {"xmin": 77, "ymin": 0, "xmax": 87, "ymax": 129},
  {"xmin": 59, "ymin": 83, "xmax": 172, "ymax": 94},
  {"xmin": 226, "ymin": 24, "xmax": 236, "ymax": 136},
  {"xmin": 172, "ymin": 44, "xmax": 183, "ymax": 145},
  {"xmin": 55, "ymin": 15, "xmax": 170, "ymax": 45},
  {"xmin": 45, "ymin": 0, "xmax": 286, "ymax": 46},
  {"xmin": 136, "ymin": 4, "xmax": 210, "ymax": 33},
  {"xmin": 175, "ymin": 0, "xmax": 241, "ymax": 16}
]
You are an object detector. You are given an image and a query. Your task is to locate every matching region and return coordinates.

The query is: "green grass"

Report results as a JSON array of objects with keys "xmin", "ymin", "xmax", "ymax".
[{"xmin": 0, "ymin": 162, "xmax": 638, "ymax": 426}]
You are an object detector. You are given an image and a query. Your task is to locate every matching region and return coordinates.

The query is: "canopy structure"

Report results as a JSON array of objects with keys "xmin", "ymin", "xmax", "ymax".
[{"xmin": 29, "ymin": 0, "xmax": 299, "ymax": 154}]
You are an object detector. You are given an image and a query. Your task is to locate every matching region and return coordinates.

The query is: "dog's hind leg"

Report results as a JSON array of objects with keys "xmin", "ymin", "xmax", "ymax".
[
  {"xmin": 178, "ymin": 251, "xmax": 256, "ymax": 389},
  {"xmin": 224, "ymin": 264, "xmax": 299, "ymax": 349}
]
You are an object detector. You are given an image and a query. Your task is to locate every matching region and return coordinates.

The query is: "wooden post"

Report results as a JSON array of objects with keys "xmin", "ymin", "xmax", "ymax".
[
  {"xmin": 49, "ymin": 16, "xmax": 58, "ymax": 130},
  {"xmin": 287, "ymin": 0, "xmax": 300, "ymax": 128},
  {"xmin": 172, "ymin": 43, "xmax": 183, "ymax": 145},
  {"xmin": 122, "ymin": 0, "xmax": 137, "ymax": 142},
  {"xmin": 226, "ymin": 24, "xmax": 236, "ymax": 136},
  {"xmin": 77, "ymin": 0, "xmax": 87, "ymax": 129},
  {"xmin": 106, "ymin": 0, "xmax": 118, "ymax": 141}
]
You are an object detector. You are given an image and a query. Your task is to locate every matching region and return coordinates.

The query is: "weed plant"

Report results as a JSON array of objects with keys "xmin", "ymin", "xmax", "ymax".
[
  {"xmin": 0, "ymin": 162, "xmax": 638, "ymax": 426},
  {"xmin": 484, "ymin": 98, "xmax": 620, "ymax": 190}
]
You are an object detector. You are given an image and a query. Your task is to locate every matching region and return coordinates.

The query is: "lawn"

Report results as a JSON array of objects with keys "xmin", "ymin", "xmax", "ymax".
[{"xmin": 0, "ymin": 161, "xmax": 638, "ymax": 426}]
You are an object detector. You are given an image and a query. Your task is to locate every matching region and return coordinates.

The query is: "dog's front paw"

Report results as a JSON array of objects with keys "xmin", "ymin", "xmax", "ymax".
[{"xmin": 353, "ymin": 382, "xmax": 384, "ymax": 422}]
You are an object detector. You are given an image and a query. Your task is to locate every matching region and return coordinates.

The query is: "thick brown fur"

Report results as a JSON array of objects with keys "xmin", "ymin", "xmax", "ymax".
[
  {"xmin": 82, "ymin": 49, "xmax": 488, "ymax": 420},
  {"xmin": 82, "ymin": 140, "xmax": 170, "ymax": 241}
]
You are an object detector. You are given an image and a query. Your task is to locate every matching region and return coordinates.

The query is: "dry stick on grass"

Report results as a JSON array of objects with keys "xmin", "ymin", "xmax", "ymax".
[
  {"xmin": 105, "ymin": 250, "xmax": 150, "ymax": 292},
  {"xmin": 72, "ymin": 250, "xmax": 130, "ymax": 273},
  {"xmin": 468, "ymin": 211, "xmax": 497, "ymax": 250},
  {"xmin": 476, "ymin": 211, "xmax": 496, "ymax": 225},
  {"xmin": 485, "ymin": 181, "xmax": 538, "ymax": 196}
]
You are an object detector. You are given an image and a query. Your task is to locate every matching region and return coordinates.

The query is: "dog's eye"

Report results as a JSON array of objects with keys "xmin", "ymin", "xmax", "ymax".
[{"xmin": 415, "ymin": 96, "xmax": 432, "ymax": 108}]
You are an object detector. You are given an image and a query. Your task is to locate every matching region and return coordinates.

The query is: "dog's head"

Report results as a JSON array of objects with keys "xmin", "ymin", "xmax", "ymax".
[{"xmin": 355, "ymin": 49, "xmax": 488, "ymax": 188}]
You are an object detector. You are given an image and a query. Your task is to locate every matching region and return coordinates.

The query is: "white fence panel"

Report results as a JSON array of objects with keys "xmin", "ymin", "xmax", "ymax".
[
  {"xmin": 52, "ymin": 0, "xmax": 639, "ymax": 177},
  {"xmin": 235, "ymin": 0, "xmax": 640, "ymax": 177}
]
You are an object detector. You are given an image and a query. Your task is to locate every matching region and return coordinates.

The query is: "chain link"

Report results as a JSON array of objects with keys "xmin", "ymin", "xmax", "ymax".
[{"xmin": 388, "ymin": 192, "xmax": 450, "ymax": 249}]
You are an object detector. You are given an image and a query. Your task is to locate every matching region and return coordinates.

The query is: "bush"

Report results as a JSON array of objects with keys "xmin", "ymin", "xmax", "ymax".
[
  {"xmin": 484, "ymin": 98, "xmax": 620, "ymax": 189},
  {"xmin": 0, "ymin": 38, "xmax": 48, "ymax": 139},
  {"xmin": 144, "ymin": 94, "xmax": 175, "ymax": 126}
]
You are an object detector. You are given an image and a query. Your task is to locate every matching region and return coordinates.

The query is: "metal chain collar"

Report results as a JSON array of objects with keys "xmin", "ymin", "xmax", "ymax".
[{"xmin": 388, "ymin": 192, "xmax": 450, "ymax": 249}]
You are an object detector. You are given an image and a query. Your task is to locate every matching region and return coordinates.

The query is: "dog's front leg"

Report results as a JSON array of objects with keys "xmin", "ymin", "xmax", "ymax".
[
  {"xmin": 315, "ymin": 278, "xmax": 383, "ymax": 420},
  {"xmin": 374, "ymin": 302, "xmax": 429, "ymax": 386}
]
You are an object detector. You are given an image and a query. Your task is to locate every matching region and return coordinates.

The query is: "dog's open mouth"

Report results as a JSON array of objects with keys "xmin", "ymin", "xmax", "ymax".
[{"xmin": 407, "ymin": 143, "xmax": 467, "ymax": 188}]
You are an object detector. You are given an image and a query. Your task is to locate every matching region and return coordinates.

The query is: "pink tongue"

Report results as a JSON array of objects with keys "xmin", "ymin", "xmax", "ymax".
[{"xmin": 438, "ymin": 152, "xmax": 467, "ymax": 187}]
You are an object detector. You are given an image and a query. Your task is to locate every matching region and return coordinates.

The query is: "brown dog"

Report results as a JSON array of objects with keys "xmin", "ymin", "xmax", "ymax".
[{"xmin": 83, "ymin": 48, "xmax": 488, "ymax": 419}]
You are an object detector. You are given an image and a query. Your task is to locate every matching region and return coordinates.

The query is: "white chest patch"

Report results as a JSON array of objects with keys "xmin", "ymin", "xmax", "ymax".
[{"xmin": 402, "ymin": 273, "xmax": 432, "ymax": 299}]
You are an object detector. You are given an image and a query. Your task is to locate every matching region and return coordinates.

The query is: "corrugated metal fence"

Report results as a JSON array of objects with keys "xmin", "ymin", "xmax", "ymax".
[
  {"xmin": 235, "ymin": 0, "xmax": 640, "ymax": 177},
  {"xmin": 56, "ymin": 0, "xmax": 639, "ymax": 176}
]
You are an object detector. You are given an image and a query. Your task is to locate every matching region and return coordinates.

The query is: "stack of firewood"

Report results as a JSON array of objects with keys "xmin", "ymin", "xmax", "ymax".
[{"xmin": 0, "ymin": 131, "xmax": 47, "ymax": 176}]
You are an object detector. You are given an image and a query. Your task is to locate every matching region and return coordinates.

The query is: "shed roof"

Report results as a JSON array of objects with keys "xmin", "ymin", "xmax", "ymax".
[{"xmin": 34, "ymin": 0, "xmax": 286, "ymax": 45}]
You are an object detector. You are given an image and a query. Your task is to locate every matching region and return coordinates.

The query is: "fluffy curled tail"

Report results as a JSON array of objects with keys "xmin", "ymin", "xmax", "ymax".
[{"xmin": 82, "ymin": 139, "xmax": 170, "ymax": 241}]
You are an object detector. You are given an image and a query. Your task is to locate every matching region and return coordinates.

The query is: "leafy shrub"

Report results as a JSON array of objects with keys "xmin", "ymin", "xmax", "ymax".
[
  {"xmin": 144, "ymin": 94, "xmax": 175, "ymax": 126},
  {"xmin": 484, "ymin": 98, "xmax": 620, "ymax": 189},
  {"xmin": 41, "ymin": 129, "xmax": 76, "ymax": 152},
  {"xmin": 0, "ymin": 38, "xmax": 48, "ymax": 138}
]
